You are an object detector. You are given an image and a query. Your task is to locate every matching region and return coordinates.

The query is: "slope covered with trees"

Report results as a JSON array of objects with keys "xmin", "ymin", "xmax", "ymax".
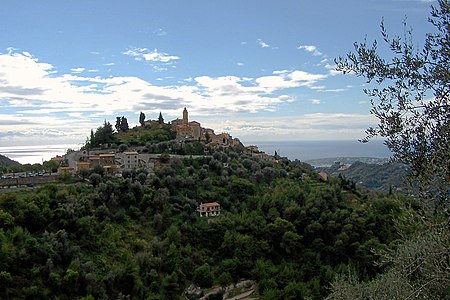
[
  {"xmin": 0, "ymin": 146, "xmax": 410, "ymax": 299},
  {"xmin": 319, "ymin": 161, "xmax": 409, "ymax": 193}
]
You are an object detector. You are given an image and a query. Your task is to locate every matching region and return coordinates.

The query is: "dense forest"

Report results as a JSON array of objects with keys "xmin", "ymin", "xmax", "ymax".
[{"xmin": 0, "ymin": 141, "xmax": 417, "ymax": 299}]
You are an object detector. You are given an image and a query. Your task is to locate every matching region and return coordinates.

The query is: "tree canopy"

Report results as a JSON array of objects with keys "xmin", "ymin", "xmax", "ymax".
[{"xmin": 336, "ymin": 0, "xmax": 449, "ymax": 210}]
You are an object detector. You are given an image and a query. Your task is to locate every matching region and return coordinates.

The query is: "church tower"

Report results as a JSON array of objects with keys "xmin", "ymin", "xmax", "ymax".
[{"xmin": 182, "ymin": 107, "xmax": 188, "ymax": 125}]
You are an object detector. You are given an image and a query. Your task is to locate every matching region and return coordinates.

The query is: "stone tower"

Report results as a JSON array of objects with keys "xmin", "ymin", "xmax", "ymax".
[{"xmin": 182, "ymin": 107, "xmax": 188, "ymax": 125}]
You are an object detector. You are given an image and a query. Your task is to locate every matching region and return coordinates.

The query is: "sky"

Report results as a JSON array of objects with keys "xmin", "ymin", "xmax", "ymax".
[{"xmin": 0, "ymin": 0, "xmax": 437, "ymax": 149}]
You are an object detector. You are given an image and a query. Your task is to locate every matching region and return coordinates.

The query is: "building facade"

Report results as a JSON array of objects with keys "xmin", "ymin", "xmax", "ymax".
[{"xmin": 197, "ymin": 202, "xmax": 221, "ymax": 217}]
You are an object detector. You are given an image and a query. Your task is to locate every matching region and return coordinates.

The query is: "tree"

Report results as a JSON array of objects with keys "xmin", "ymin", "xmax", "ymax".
[
  {"xmin": 115, "ymin": 116, "xmax": 129, "ymax": 132},
  {"xmin": 192, "ymin": 263, "xmax": 213, "ymax": 288},
  {"xmin": 90, "ymin": 129, "xmax": 95, "ymax": 147},
  {"xmin": 89, "ymin": 173, "xmax": 102, "ymax": 188},
  {"xmin": 158, "ymin": 112, "xmax": 164, "ymax": 124},
  {"xmin": 121, "ymin": 116, "xmax": 129, "ymax": 132},
  {"xmin": 139, "ymin": 112, "xmax": 146, "ymax": 126},
  {"xmin": 43, "ymin": 160, "xmax": 59, "ymax": 173},
  {"xmin": 336, "ymin": 0, "xmax": 449, "ymax": 210},
  {"xmin": 115, "ymin": 117, "xmax": 122, "ymax": 132},
  {"xmin": 91, "ymin": 121, "xmax": 115, "ymax": 147},
  {"xmin": 327, "ymin": 222, "xmax": 449, "ymax": 300}
]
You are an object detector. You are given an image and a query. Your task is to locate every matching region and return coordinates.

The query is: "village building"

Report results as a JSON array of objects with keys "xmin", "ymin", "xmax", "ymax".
[
  {"xmin": 115, "ymin": 152, "xmax": 155, "ymax": 170},
  {"xmin": 171, "ymin": 107, "xmax": 241, "ymax": 146},
  {"xmin": 171, "ymin": 107, "xmax": 202, "ymax": 140},
  {"xmin": 197, "ymin": 202, "xmax": 221, "ymax": 217},
  {"xmin": 117, "ymin": 151, "xmax": 139, "ymax": 170},
  {"xmin": 88, "ymin": 156, "xmax": 100, "ymax": 168},
  {"xmin": 253, "ymin": 152, "xmax": 276, "ymax": 162},
  {"xmin": 246, "ymin": 145, "xmax": 259, "ymax": 152},
  {"xmin": 76, "ymin": 162, "xmax": 90, "ymax": 172},
  {"xmin": 57, "ymin": 166, "xmax": 74, "ymax": 175}
]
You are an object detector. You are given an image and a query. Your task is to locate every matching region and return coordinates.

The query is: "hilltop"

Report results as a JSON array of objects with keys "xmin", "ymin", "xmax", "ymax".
[{"xmin": 0, "ymin": 154, "xmax": 22, "ymax": 168}]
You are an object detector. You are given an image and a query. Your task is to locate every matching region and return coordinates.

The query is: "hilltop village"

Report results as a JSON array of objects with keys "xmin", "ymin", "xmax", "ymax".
[{"xmin": 52, "ymin": 108, "xmax": 274, "ymax": 176}]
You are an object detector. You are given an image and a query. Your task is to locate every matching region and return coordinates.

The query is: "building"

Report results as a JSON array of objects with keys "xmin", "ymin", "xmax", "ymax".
[
  {"xmin": 197, "ymin": 202, "xmax": 221, "ymax": 217},
  {"xmin": 253, "ymin": 152, "xmax": 276, "ymax": 162},
  {"xmin": 76, "ymin": 162, "xmax": 90, "ymax": 172},
  {"xmin": 99, "ymin": 153, "xmax": 115, "ymax": 166},
  {"xmin": 122, "ymin": 151, "xmax": 139, "ymax": 169},
  {"xmin": 98, "ymin": 153, "xmax": 116, "ymax": 174},
  {"xmin": 246, "ymin": 145, "xmax": 259, "ymax": 152},
  {"xmin": 171, "ymin": 108, "xmax": 241, "ymax": 146},
  {"xmin": 57, "ymin": 166, "xmax": 74, "ymax": 175},
  {"xmin": 171, "ymin": 107, "xmax": 202, "ymax": 140},
  {"xmin": 88, "ymin": 156, "xmax": 100, "ymax": 168},
  {"xmin": 114, "ymin": 152, "xmax": 156, "ymax": 170}
]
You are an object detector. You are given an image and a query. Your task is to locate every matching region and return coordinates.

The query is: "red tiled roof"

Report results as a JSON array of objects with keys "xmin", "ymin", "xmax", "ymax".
[{"xmin": 201, "ymin": 202, "xmax": 220, "ymax": 207}]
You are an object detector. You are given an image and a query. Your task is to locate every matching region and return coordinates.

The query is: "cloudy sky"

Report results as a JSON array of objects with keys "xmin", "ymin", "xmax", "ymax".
[{"xmin": 0, "ymin": 0, "xmax": 436, "ymax": 147}]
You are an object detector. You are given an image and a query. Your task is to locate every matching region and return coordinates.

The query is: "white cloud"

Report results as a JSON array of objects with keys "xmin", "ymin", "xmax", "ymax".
[
  {"xmin": 123, "ymin": 47, "xmax": 148, "ymax": 61},
  {"xmin": 237, "ymin": 62, "xmax": 244, "ymax": 66},
  {"xmin": 201, "ymin": 113, "xmax": 377, "ymax": 142},
  {"xmin": 103, "ymin": 62, "xmax": 115, "ymax": 66},
  {"xmin": 310, "ymin": 99, "xmax": 321, "ymax": 105},
  {"xmin": 70, "ymin": 67, "xmax": 85, "ymax": 74},
  {"xmin": 328, "ymin": 69, "xmax": 341, "ymax": 76},
  {"xmin": 319, "ymin": 88, "xmax": 346, "ymax": 93},
  {"xmin": 153, "ymin": 28, "xmax": 167, "ymax": 36},
  {"xmin": 298, "ymin": 45, "xmax": 323, "ymax": 56},
  {"xmin": 0, "ymin": 50, "xmax": 339, "ymax": 146},
  {"xmin": 143, "ymin": 49, "xmax": 179, "ymax": 63},
  {"xmin": 257, "ymin": 39, "xmax": 270, "ymax": 48},
  {"xmin": 123, "ymin": 47, "xmax": 179, "ymax": 63}
]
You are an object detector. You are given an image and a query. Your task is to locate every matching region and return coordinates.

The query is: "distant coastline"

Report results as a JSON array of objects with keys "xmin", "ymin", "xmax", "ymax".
[
  {"xmin": 0, "ymin": 144, "xmax": 79, "ymax": 165},
  {"xmin": 246, "ymin": 140, "xmax": 392, "ymax": 163}
]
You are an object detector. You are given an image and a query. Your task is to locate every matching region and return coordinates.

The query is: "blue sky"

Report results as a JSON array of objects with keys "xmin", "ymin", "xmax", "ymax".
[{"xmin": 0, "ymin": 0, "xmax": 436, "ymax": 147}]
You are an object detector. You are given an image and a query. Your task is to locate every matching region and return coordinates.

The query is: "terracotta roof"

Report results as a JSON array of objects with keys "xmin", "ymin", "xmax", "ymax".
[{"xmin": 200, "ymin": 202, "xmax": 220, "ymax": 207}]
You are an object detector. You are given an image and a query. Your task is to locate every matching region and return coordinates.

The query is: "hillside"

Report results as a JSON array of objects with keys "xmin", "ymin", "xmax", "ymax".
[
  {"xmin": 319, "ymin": 161, "xmax": 409, "ymax": 193},
  {"xmin": 304, "ymin": 157, "xmax": 389, "ymax": 167},
  {"xmin": 0, "ymin": 143, "xmax": 412, "ymax": 299},
  {"xmin": 0, "ymin": 154, "xmax": 22, "ymax": 168}
]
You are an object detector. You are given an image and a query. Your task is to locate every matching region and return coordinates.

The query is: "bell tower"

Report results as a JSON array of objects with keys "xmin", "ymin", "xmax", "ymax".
[{"xmin": 182, "ymin": 107, "xmax": 188, "ymax": 125}]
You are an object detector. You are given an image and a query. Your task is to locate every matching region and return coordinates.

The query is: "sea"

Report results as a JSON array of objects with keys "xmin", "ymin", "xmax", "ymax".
[
  {"xmin": 0, "ymin": 140, "xmax": 392, "ymax": 166},
  {"xmin": 0, "ymin": 144, "xmax": 79, "ymax": 165}
]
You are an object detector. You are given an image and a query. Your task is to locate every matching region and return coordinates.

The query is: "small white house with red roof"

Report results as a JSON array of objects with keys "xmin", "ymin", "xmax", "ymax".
[{"xmin": 197, "ymin": 202, "xmax": 221, "ymax": 217}]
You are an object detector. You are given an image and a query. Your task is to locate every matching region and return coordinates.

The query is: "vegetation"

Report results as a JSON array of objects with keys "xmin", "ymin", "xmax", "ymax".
[
  {"xmin": 336, "ymin": 0, "xmax": 449, "ymax": 210},
  {"xmin": 0, "ymin": 145, "xmax": 411, "ymax": 299},
  {"xmin": 115, "ymin": 123, "xmax": 175, "ymax": 147},
  {"xmin": 0, "ymin": 155, "xmax": 22, "ymax": 169},
  {"xmin": 319, "ymin": 161, "xmax": 409, "ymax": 193},
  {"xmin": 89, "ymin": 121, "xmax": 115, "ymax": 148},
  {"xmin": 331, "ymin": 1, "xmax": 450, "ymax": 298},
  {"xmin": 1, "ymin": 3, "xmax": 448, "ymax": 298}
]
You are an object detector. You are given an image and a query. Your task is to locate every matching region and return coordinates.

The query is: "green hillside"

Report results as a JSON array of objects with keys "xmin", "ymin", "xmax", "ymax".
[
  {"xmin": 0, "ymin": 145, "xmax": 415, "ymax": 299},
  {"xmin": 319, "ymin": 161, "xmax": 409, "ymax": 193},
  {"xmin": 0, "ymin": 154, "xmax": 22, "ymax": 169}
]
